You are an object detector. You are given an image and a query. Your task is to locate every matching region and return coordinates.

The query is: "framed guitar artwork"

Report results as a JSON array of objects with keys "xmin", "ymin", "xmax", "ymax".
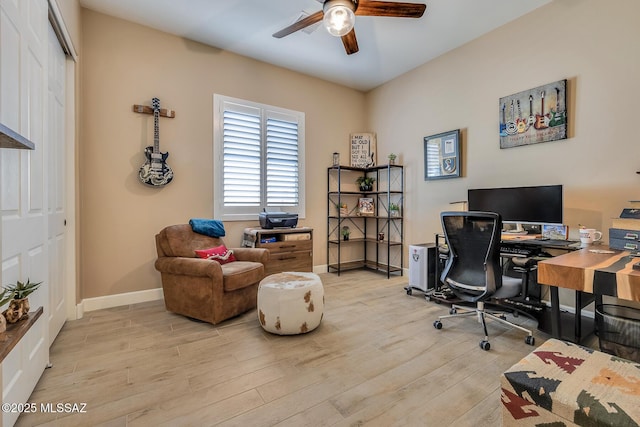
[
  {"xmin": 499, "ymin": 79, "xmax": 567, "ymax": 149},
  {"xmin": 138, "ymin": 97, "xmax": 174, "ymax": 186}
]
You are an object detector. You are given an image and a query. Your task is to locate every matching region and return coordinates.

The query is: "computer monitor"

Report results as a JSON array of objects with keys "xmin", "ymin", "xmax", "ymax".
[{"xmin": 467, "ymin": 185, "xmax": 563, "ymax": 233}]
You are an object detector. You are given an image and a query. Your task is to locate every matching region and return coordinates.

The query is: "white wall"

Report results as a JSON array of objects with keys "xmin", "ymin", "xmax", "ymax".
[
  {"xmin": 78, "ymin": 0, "xmax": 640, "ymax": 305},
  {"xmin": 367, "ymin": 0, "xmax": 640, "ymax": 246},
  {"xmin": 79, "ymin": 9, "xmax": 367, "ymax": 300}
]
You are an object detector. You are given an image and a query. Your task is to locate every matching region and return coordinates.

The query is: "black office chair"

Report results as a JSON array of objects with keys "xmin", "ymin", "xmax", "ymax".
[{"xmin": 433, "ymin": 211, "xmax": 535, "ymax": 350}]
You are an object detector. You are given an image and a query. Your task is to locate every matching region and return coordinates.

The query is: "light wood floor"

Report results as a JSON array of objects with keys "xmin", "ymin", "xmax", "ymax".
[{"xmin": 18, "ymin": 270, "xmax": 559, "ymax": 426}]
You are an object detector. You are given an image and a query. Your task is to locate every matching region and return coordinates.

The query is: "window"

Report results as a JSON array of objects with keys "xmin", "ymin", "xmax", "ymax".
[{"xmin": 213, "ymin": 95, "xmax": 305, "ymax": 221}]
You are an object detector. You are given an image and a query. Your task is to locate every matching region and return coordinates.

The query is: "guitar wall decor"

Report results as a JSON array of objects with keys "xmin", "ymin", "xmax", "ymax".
[
  {"xmin": 534, "ymin": 90, "xmax": 550, "ymax": 130},
  {"xmin": 138, "ymin": 97, "xmax": 174, "ymax": 186},
  {"xmin": 499, "ymin": 79, "xmax": 567, "ymax": 149}
]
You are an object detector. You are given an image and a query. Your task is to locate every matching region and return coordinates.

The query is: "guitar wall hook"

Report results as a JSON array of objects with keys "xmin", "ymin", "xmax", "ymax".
[{"xmin": 136, "ymin": 97, "xmax": 174, "ymax": 186}]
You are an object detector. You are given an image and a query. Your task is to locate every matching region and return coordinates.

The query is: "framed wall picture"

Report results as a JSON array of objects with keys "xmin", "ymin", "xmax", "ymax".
[
  {"xmin": 499, "ymin": 79, "xmax": 567, "ymax": 148},
  {"xmin": 358, "ymin": 197, "xmax": 375, "ymax": 216},
  {"xmin": 424, "ymin": 129, "xmax": 461, "ymax": 180},
  {"xmin": 350, "ymin": 133, "xmax": 377, "ymax": 167}
]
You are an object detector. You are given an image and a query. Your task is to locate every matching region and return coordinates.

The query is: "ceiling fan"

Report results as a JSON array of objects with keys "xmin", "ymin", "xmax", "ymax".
[{"xmin": 272, "ymin": 0, "xmax": 427, "ymax": 55}]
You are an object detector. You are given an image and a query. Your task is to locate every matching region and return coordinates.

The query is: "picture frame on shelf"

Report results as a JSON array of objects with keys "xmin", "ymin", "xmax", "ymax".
[
  {"xmin": 424, "ymin": 129, "xmax": 461, "ymax": 180},
  {"xmin": 358, "ymin": 198, "xmax": 375, "ymax": 216}
]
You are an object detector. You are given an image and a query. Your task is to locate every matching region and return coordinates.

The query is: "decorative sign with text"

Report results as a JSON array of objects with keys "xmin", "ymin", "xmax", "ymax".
[{"xmin": 350, "ymin": 133, "xmax": 377, "ymax": 168}]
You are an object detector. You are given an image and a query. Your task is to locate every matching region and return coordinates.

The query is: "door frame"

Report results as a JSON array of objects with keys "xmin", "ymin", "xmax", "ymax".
[{"xmin": 48, "ymin": 0, "xmax": 78, "ymax": 321}]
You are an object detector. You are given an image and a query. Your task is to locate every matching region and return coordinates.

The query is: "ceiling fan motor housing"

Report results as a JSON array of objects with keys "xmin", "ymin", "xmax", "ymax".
[
  {"xmin": 322, "ymin": 0, "xmax": 358, "ymax": 12},
  {"xmin": 323, "ymin": 0, "xmax": 357, "ymax": 37}
]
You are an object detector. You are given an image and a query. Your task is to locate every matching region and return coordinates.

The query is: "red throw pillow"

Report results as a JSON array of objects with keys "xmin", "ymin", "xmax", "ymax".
[{"xmin": 194, "ymin": 245, "xmax": 237, "ymax": 264}]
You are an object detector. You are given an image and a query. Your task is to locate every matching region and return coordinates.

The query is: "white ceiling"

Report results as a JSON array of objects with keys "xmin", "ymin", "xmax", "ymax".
[{"xmin": 78, "ymin": 0, "xmax": 552, "ymax": 92}]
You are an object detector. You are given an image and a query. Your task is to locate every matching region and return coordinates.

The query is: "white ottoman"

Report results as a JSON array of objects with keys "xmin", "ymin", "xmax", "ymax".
[{"xmin": 257, "ymin": 272, "xmax": 324, "ymax": 335}]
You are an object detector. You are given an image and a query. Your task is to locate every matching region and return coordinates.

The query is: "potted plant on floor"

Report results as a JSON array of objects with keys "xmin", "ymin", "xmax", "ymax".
[{"xmin": 3, "ymin": 279, "xmax": 42, "ymax": 324}]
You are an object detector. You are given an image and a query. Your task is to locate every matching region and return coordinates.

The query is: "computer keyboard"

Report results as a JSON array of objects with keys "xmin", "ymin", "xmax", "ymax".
[
  {"xmin": 500, "ymin": 245, "xmax": 537, "ymax": 257},
  {"xmin": 529, "ymin": 239, "xmax": 579, "ymax": 247}
]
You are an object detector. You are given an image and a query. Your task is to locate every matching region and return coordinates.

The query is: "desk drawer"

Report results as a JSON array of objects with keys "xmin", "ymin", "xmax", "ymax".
[
  {"xmin": 609, "ymin": 228, "xmax": 640, "ymax": 250},
  {"xmin": 260, "ymin": 240, "xmax": 312, "ymax": 254},
  {"xmin": 265, "ymin": 250, "xmax": 313, "ymax": 275}
]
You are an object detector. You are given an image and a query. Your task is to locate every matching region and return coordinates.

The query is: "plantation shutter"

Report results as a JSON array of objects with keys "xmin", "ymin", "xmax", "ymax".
[
  {"xmin": 222, "ymin": 106, "xmax": 261, "ymax": 206},
  {"xmin": 266, "ymin": 112, "xmax": 299, "ymax": 207},
  {"xmin": 214, "ymin": 95, "xmax": 305, "ymax": 220}
]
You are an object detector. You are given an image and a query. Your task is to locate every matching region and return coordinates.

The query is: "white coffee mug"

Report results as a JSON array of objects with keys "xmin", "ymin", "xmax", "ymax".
[{"xmin": 579, "ymin": 228, "xmax": 602, "ymax": 245}]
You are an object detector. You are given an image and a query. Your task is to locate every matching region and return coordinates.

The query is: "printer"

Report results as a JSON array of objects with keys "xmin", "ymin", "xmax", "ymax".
[{"xmin": 259, "ymin": 211, "xmax": 298, "ymax": 229}]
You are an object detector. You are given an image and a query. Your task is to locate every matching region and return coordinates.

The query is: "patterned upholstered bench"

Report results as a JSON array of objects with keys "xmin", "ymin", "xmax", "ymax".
[{"xmin": 501, "ymin": 338, "xmax": 640, "ymax": 426}]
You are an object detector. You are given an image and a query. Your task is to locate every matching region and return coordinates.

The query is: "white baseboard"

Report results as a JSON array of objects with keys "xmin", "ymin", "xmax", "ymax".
[
  {"xmin": 79, "ymin": 288, "xmax": 164, "ymax": 314},
  {"xmin": 313, "ymin": 265, "xmax": 327, "ymax": 274},
  {"xmin": 313, "ymin": 265, "xmax": 410, "ymax": 277}
]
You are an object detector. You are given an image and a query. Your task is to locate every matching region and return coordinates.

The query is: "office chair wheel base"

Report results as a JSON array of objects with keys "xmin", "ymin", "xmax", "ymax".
[
  {"xmin": 405, "ymin": 287, "xmax": 412, "ymax": 296},
  {"xmin": 480, "ymin": 340, "xmax": 490, "ymax": 351},
  {"xmin": 449, "ymin": 308, "xmax": 457, "ymax": 315},
  {"xmin": 433, "ymin": 320, "xmax": 443, "ymax": 330},
  {"xmin": 525, "ymin": 335, "xmax": 535, "ymax": 346}
]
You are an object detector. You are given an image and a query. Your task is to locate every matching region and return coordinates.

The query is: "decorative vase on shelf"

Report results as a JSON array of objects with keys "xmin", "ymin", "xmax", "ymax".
[
  {"xmin": 389, "ymin": 203, "xmax": 401, "ymax": 218},
  {"xmin": 4, "ymin": 298, "xmax": 29, "ymax": 324},
  {"xmin": 388, "ymin": 153, "xmax": 397, "ymax": 165}
]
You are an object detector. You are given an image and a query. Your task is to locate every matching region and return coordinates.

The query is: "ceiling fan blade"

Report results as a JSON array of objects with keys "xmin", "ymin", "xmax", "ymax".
[
  {"xmin": 272, "ymin": 10, "xmax": 324, "ymax": 38},
  {"xmin": 355, "ymin": 0, "xmax": 426, "ymax": 18},
  {"xmin": 341, "ymin": 28, "xmax": 359, "ymax": 55}
]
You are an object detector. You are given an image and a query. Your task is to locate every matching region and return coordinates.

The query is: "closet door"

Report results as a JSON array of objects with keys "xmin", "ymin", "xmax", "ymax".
[
  {"xmin": 0, "ymin": 0, "xmax": 49, "ymax": 424},
  {"xmin": 46, "ymin": 20, "xmax": 67, "ymax": 344}
]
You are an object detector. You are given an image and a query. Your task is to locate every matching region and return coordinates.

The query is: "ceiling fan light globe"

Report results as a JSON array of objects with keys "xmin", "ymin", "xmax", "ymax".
[{"xmin": 323, "ymin": 2, "xmax": 356, "ymax": 37}]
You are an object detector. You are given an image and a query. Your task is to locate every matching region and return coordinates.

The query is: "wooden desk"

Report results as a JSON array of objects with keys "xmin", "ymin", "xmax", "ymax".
[{"xmin": 538, "ymin": 247, "xmax": 640, "ymax": 341}]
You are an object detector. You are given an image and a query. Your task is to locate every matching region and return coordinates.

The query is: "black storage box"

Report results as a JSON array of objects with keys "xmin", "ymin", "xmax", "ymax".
[
  {"xmin": 609, "ymin": 228, "xmax": 640, "ymax": 251},
  {"xmin": 259, "ymin": 212, "xmax": 298, "ymax": 229},
  {"xmin": 596, "ymin": 304, "xmax": 640, "ymax": 362}
]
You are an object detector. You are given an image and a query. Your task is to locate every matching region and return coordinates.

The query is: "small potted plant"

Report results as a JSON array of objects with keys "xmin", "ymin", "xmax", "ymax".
[
  {"xmin": 355, "ymin": 176, "xmax": 376, "ymax": 191},
  {"xmin": 335, "ymin": 202, "xmax": 348, "ymax": 216},
  {"xmin": 388, "ymin": 153, "xmax": 397, "ymax": 165},
  {"xmin": 341, "ymin": 226, "xmax": 351, "ymax": 241},
  {"xmin": 389, "ymin": 203, "xmax": 401, "ymax": 217},
  {"xmin": 3, "ymin": 279, "xmax": 42, "ymax": 324}
]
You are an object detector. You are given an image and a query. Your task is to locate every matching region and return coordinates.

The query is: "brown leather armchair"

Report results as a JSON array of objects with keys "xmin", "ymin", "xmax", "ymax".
[{"xmin": 155, "ymin": 224, "xmax": 269, "ymax": 324}]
